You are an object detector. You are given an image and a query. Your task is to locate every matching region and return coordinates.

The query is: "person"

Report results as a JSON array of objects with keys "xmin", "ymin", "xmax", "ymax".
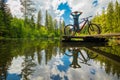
[
  {"xmin": 71, "ymin": 11, "xmax": 82, "ymax": 31},
  {"xmin": 69, "ymin": 48, "xmax": 81, "ymax": 68}
]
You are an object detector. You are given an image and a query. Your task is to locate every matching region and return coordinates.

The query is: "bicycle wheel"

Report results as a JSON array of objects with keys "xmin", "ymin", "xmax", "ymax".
[
  {"xmin": 64, "ymin": 48, "xmax": 73, "ymax": 56},
  {"xmin": 88, "ymin": 52, "xmax": 98, "ymax": 59},
  {"xmin": 88, "ymin": 23, "xmax": 101, "ymax": 35},
  {"xmin": 64, "ymin": 24, "xmax": 76, "ymax": 36}
]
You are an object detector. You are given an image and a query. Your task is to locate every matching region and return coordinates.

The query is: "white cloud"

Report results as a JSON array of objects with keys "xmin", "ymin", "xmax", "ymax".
[
  {"xmin": 8, "ymin": 56, "xmax": 24, "ymax": 74},
  {"xmin": 67, "ymin": 0, "xmax": 120, "ymax": 18},
  {"xmin": 34, "ymin": 0, "xmax": 66, "ymax": 24},
  {"xmin": 7, "ymin": 0, "xmax": 23, "ymax": 17},
  {"xmin": 7, "ymin": 0, "xmax": 120, "ymax": 24}
]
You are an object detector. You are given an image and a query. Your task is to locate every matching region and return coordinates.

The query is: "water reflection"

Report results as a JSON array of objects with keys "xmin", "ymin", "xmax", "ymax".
[
  {"xmin": 64, "ymin": 47, "xmax": 98, "ymax": 68},
  {"xmin": 0, "ymin": 39, "xmax": 120, "ymax": 80}
]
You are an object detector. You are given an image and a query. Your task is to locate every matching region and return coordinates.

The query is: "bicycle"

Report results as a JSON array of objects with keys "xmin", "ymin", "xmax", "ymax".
[
  {"xmin": 64, "ymin": 12, "xmax": 101, "ymax": 36},
  {"xmin": 64, "ymin": 48, "xmax": 98, "ymax": 68}
]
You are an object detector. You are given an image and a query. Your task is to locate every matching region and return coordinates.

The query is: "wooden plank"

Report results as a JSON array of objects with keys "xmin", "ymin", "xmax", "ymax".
[
  {"xmin": 83, "ymin": 37, "xmax": 108, "ymax": 42},
  {"xmin": 61, "ymin": 41, "xmax": 107, "ymax": 47},
  {"xmin": 62, "ymin": 33, "xmax": 120, "ymax": 42},
  {"xmin": 62, "ymin": 37, "xmax": 108, "ymax": 42},
  {"xmin": 62, "ymin": 33, "xmax": 120, "ymax": 38},
  {"xmin": 62, "ymin": 36, "xmax": 108, "ymax": 42}
]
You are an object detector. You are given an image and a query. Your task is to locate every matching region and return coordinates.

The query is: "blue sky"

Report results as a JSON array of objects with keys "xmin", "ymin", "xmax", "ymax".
[
  {"xmin": 57, "ymin": 2, "xmax": 72, "ymax": 24},
  {"xmin": 7, "ymin": 0, "xmax": 120, "ymax": 25}
]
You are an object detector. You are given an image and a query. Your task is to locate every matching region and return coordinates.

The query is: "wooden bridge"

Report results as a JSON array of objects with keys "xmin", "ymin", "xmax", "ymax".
[{"xmin": 62, "ymin": 33, "xmax": 120, "ymax": 42}]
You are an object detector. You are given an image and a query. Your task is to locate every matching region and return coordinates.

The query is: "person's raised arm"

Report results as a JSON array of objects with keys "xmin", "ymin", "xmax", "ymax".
[
  {"xmin": 77, "ymin": 11, "xmax": 82, "ymax": 15},
  {"xmin": 71, "ymin": 12, "xmax": 74, "ymax": 16}
]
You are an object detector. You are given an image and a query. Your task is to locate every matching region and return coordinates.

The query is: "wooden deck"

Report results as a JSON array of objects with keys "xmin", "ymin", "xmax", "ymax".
[{"xmin": 62, "ymin": 33, "xmax": 120, "ymax": 42}]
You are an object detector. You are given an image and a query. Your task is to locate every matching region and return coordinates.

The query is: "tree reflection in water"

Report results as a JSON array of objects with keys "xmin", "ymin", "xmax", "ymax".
[{"xmin": 0, "ymin": 39, "xmax": 120, "ymax": 80}]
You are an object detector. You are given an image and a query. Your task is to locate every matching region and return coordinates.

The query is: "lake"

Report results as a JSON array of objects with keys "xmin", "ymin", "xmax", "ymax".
[{"xmin": 0, "ymin": 39, "xmax": 120, "ymax": 80}]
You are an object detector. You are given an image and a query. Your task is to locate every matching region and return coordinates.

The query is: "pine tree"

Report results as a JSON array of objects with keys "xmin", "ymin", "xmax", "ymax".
[
  {"xmin": 114, "ymin": 0, "xmax": 120, "ymax": 32},
  {"xmin": 0, "ymin": 0, "xmax": 12, "ymax": 37},
  {"xmin": 61, "ymin": 20, "xmax": 65, "ymax": 34},
  {"xmin": 53, "ymin": 19, "xmax": 58, "ymax": 36},
  {"xmin": 20, "ymin": 0, "xmax": 36, "ymax": 26},
  {"xmin": 45, "ymin": 10, "xmax": 48, "ymax": 29},
  {"xmin": 107, "ymin": 1, "xmax": 114, "ymax": 32},
  {"xmin": 48, "ymin": 15, "xmax": 53, "ymax": 32},
  {"xmin": 53, "ymin": 19, "xmax": 57, "ymax": 30},
  {"xmin": 30, "ymin": 15, "xmax": 35, "ymax": 29},
  {"xmin": 37, "ymin": 10, "xmax": 42, "ymax": 29},
  {"xmin": 101, "ymin": 7, "xmax": 107, "ymax": 33}
]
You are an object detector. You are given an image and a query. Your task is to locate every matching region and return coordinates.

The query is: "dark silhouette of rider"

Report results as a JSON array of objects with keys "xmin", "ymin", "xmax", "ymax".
[
  {"xmin": 71, "ymin": 11, "xmax": 82, "ymax": 31},
  {"xmin": 69, "ymin": 48, "xmax": 81, "ymax": 68}
]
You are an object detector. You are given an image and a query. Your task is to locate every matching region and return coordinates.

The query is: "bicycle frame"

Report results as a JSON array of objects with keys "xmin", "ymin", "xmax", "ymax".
[{"xmin": 76, "ymin": 18, "xmax": 91, "ymax": 33}]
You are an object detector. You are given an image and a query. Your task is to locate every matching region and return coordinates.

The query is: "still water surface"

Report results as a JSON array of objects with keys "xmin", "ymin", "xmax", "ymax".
[{"xmin": 0, "ymin": 39, "xmax": 120, "ymax": 80}]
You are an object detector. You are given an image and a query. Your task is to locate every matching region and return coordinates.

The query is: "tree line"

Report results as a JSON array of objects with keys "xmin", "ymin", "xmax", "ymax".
[
  {"xmin": 92, "ymin": 0, "xmax": 120, "ymax": 33},
  {"xmin": 1, "ymin": 0, "xmax": 119, "ymax": 39},
  {"xmin": 0, "ymin": 0, "xmax": 65, "ymax": 39}
]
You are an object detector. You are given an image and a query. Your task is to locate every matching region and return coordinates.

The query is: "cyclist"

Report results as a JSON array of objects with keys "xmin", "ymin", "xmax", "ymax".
[{"xmin": 71, "ymin": 11, "xmax": 82, "ymax": 31}]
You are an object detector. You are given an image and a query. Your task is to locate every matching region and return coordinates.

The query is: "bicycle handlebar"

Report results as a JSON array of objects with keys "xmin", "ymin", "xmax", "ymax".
[{"xmin": 81, "ymin": 16, "xmax": 93, "ymax": 20}]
